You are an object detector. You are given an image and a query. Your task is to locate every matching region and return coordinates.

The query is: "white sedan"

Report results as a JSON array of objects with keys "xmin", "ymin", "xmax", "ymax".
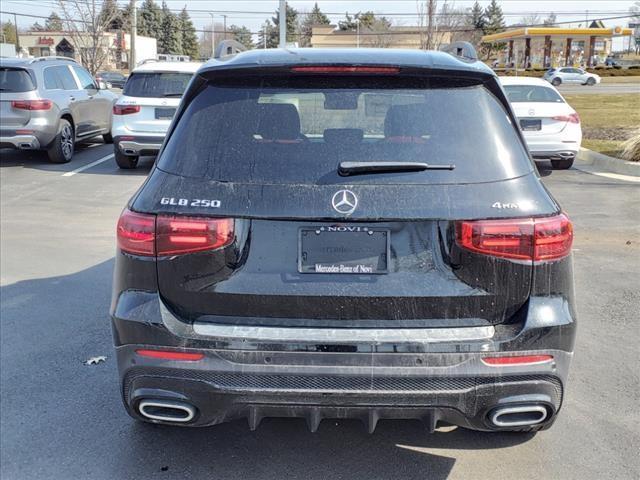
[{"xmin": 500, "ymin": 77, "xmax": 582, "ymax": 169}]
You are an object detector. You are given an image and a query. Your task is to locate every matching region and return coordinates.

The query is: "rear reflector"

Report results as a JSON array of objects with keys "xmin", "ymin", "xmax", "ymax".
[
  {"xmin": 11, "ymin": 99, "xmax": 53, "ymax": 111},
  {"xmin": 456, "ymin": 213, "xmax": 572, "ymax": 262},
  {"xmin": 117, "ymin": 209, "xmax": 156, "ymax": 256},
  {"xmin": 116, "ymin": 209, "xmax": 234, "ymax": 256},
  {"xmin": 136, "ymin": 349, "xmax": 204, "ymax": 361},
  {"xmin": 291, "ymin": 66, "xmax": 400, "ymax": 74},
  {"xmin": 552, "ymin": 113, "xmax": 580, "ymax": 124},
  {"xmin": 482, "ymin": 355, "xmax": 554, "ymax": 366},
  {"xmin": 113, "ymin": 104, "xmax": 141, "ymax": 115},
  {"xmin": 156, "ymin": 216, "xmax": 234, "ymax": 255}
]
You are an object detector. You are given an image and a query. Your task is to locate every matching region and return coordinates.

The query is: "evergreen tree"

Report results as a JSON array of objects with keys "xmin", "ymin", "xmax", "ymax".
[
  {"xmin": 44, "ymin": 12, "xmax": 63, "ymax": 31},
  {"xmin": 138, "ymin": 0, "xmax": 162, "ymax": 39},
  {"xmin": 30, "ymin": 22, "xmax": 45, "ymax": 32},
  {"xmin": 338, "ymin": 11, "xmax": 382, "ymax": 31},
  {"xmin": 99, "ymin": 0, "xmax": 123, "ymax": 30},
  {"xmin": 1, "ymin": 21, "xmax": 17, "ymax": 44},
  {"xmin": 300, "ymin": 3, "xmax": 330, "ymax": 47},
  {"xmin": 228, "ymin": 25, "xmax": 254, "ymax": 49},
  {"xmin": 467, "ymin": 1, "xmax": 486, "ymax": 31},
  {"xmin": 258, "ymin": 20, "xmax": 277, "ymax": 48},
  {"xmin": 158, "ymin": 2, "xmax": 182, "ymax": 54},
  {"xmin": 178, "ymin": 7, "xmax": 198, "ymax": 59},
  {"xmin": 483, "ymin": 0, "xmax": 505, "ymax": 34}
]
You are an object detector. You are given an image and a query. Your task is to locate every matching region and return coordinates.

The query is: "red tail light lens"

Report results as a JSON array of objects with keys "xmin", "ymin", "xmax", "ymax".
[
  {"xmin": 11, "ymin": 99, "xmax": 53, "ymax": 111},
  {"xmin": 113, "ymin": 104, "xmax": 140, "ymax": 115},
  {"xmin": 156, "ymin": 216, "xmax": 234, "ymax": 256},
  {"xmin": 117, "ymin": 209, "xmax": 156, "ymax": 256},
  {"xmin": 456, "ymin": 213, "xmax": 573, "ymax": 262},
  {"xmin": 552, "ymin": 113, "xmax": 580, "ymax": 124},
  {"xmin": 291, "ymin": 66, "xmax": 400, "ymax": 74},
  {"xmin": 482, "ymin": 355, "xmax": 554, "ymax": 366},
  {"xmin": 136, "ymin": 349, "xmax": 204, "ymax": 361}
]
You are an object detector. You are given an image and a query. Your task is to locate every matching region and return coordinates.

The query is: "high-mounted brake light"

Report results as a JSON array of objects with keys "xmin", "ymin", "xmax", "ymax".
[
  {"xmin": 552, "ymin": 113, "xmax": 580, "ymax": 124},
  {"xmin": 156, "ymin": 216, "xmax": 234, "ymax": 256},
  {"xmin": 116, "ymin": 209, "xmax": 234, "ymax": 256},
  {"xmin": 291, "ymin": 66, "xmax": 400, "ymax": 74},
  {"xmin": 11, "ymin": 99, "xmax": 53, "ymax": 111},
  {"xmin": 113, "ymin": 104, "xmax": 140, "ymax": 115},
  {"xmin": 456, "ymin": 213, "xmax": 573, "ymax": 262},
  {"xmin": 482, "ymin": 355, "xmax": 554, "ymax": 366},
  {"xmin": 136, "ymin": 349, "xmax": 204, "ymax": 361}
]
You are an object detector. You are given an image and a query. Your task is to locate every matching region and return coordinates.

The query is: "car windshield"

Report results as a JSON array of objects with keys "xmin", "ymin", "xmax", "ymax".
[
  {"xmin": 123, "ymin": 72, "xmax": 192, "ymax": 98},
  {"xmin": 503, "ymin": 85, "xmax": 564, "ymax": 103},
  {"xmin": 0, "ymin": 67, "xmax": 35, "ymax": 92},
  {"xmin": 158, "ymin": 76, "xmax": 531, "ymax": 185}
]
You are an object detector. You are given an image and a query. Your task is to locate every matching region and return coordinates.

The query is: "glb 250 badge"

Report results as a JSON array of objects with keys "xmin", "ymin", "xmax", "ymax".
[{"xmin": 160, "ymin": 197, "xmax": 221, "ymax": 208}]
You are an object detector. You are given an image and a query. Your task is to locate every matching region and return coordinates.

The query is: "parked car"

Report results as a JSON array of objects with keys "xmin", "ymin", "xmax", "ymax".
[
  {"xmin": 500, "ymin": 76, "xmax": 582, "ymax": 169},
  {"xmin": 111, "ymin": 60, "xmax": 201, "ymax": 169},
  {"xmin": 0, "ymin": 56, "xmax": 117, "ymax": 163},
  {"xmin": 97, "ymin": 71, "xmax": 127, "ymax": 89},
  {"xmin": 112, "ymin": 47, "xmax": 576, "ymax": 434},
  {"xmin": 543, "ymin": 67, "xmax": 601, "ymax": 86}
]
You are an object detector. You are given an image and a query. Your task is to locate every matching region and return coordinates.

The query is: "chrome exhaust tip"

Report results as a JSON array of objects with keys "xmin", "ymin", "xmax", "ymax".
[
  {"xmin": 138, "ymin": 400, "xmax": 196, "ymax": 423},
  {"xmin": 489, "ymin": 405, "xmax": 548, "ymax": 428}
]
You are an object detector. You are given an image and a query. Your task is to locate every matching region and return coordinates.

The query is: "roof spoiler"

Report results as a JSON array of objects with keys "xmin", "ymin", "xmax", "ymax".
[
  {"xmin": 214, "ymin": 40, "xmax": 246, "ymax": 60},
  {"xmin": 439, "ymin": 42, "xmax": 478, "ymax": 62}
]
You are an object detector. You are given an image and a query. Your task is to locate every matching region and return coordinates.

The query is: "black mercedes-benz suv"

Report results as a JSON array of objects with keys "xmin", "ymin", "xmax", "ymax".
[{"xmin": 111, "ymin": 46, "xmax": 576, "ymax": 433}]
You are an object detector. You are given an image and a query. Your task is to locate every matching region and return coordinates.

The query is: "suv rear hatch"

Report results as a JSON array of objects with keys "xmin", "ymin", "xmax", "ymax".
[
  {"xmin": 133, "ymin": 69, "xmax": 559, "ymax": 328},
  {"xmin": 118, "ymin": 71, "xmax": 193, "ymax": 133},
  {"xmin": 0, "ymin": 67, "xmax": 37, "ymax": 129}
]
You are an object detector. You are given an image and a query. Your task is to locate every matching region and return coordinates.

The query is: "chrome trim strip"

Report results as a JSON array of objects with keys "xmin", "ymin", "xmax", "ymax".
[{"xmin": 192, "ymin": 323, "xmax": 495, "ymax": 343}]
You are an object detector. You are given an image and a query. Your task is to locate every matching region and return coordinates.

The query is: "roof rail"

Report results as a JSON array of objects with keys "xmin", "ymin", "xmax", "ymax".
[
  {"xmin": 439, "ymin": 42, "xmax": 478, "ymax": 62},
  {"xmin": 214, "ymin": 40, "xmax": 246, "ymax": 60},
  {"xmin": 28, "ymin": 56, "xmax": 78, "ymax": 64},
  {"xmin": 138, "ymin": 58, "xmax": 158, "ymax": 65}
]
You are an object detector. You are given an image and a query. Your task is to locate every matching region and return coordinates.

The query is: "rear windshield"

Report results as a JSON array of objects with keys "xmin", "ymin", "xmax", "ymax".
[
  {"xmin": 123, "ymin": 72, "xmax": 193, "ymax": 98},
  {"xmin": 503, "ymin": 85, "xmax": 564, "ymax": 103},
  {"xmin": 0, "ymin": 68, "xmax": 36, "ymax": 92},
  {"xmin": 158, "ymin": 76, "xmax": 531, "ymax": 185}
]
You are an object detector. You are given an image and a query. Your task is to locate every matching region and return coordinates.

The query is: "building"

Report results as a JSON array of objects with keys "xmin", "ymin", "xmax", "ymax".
[
  {"xmin": 482, "ymin": 25, "xmax": 634, "ymax": 69},
  {"xmin": 310, "ymin": 25, "xmax": 451, "ymax": 49},
  {"xmin": 17, "ymin": 31, "xmax": 157, "ymax": 70}
]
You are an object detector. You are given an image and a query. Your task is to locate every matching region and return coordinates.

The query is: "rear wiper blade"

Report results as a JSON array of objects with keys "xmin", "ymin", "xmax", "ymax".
[
  {"xmin": 162, "ymin": 93, "xmax": 183, "ymax": 97},
  {"xmin": 338, "ymin": 161, "xmax": 455, "ymax": 177}
]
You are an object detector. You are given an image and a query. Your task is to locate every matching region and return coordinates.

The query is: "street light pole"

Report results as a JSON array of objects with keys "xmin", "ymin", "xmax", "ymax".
[
  {"xmin": 222, "ymin": 14, "xmax": 227, "ymax": 41},
  {"xmin": 278, "ymin": 0, "xmax": 286, "ymax": 48},
  {"xmin": 209, "ymin": 13, "xmax": 215, "ymax": 58},
  {"xmin": 129, "ymin": 0, "xmax": 136, "ymax": 71}
]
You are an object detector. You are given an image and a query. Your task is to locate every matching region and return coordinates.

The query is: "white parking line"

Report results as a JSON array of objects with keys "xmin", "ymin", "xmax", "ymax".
[{"xmin": 62, "ymin": 154, "xmax": 114, "ymax": 177}]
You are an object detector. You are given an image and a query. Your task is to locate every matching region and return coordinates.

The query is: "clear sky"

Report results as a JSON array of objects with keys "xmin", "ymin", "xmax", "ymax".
[{"xmin": 1, "ymin": 0, "xmax": 637, "ymax": 36}]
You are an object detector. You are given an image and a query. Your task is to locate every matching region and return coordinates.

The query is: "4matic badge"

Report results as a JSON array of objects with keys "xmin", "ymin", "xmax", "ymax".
[{"xmin": 160, "ymin": 197, "xmax": 221, "ymax": 208}]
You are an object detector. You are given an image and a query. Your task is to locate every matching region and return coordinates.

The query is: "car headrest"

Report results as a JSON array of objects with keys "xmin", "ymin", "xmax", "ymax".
[
  {"xmin": 384, "ymin": 104, "xmax": 429, "ymax": 139},
  {"xmin": 323, "ymin": 128, "xmax": 364, "ymax": 145},
  {"xmin": 257, "ymin": 103, "xmax": 302, "ymax": 141}
]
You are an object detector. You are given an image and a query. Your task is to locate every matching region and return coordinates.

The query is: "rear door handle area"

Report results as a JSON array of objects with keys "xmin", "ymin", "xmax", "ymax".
[{"xmin": 69, "ymin": 96, "xmax": 76, "ymax": 101}]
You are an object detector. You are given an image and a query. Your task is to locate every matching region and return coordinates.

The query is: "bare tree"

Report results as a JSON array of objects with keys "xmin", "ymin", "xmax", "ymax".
[
  {"xmin": 364, "ymin": 17, "xmax": 393, "ymax": 48},
  {"xmin": 417, "ymin": 0, "xmax": 437, "ymax": 50},
  {"xmin": 57, "ymin": 0, "xmax": 120, "ymax": 75},
  {"xmin": 417, "ymin": 0, "xmax": 462, "ymax": 50},
  {"xmin": 519, "ymin": 14, "xmax": 541, "ymax": 27}
]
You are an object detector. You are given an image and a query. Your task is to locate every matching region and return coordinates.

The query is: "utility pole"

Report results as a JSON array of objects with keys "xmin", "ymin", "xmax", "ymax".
[
  {"xmin": 13, "ymin": 13, "xmax": 20, "ymax": 55},
  {"xmin": 221, "ymin": 14, "xmax": 227, "ymax": 41},
  {"xmin": 278, "ymin": 0, "xmax": 286, "ymax": 48},
  {"xmin": 209, "ymin": 13, "xmax": 215, "ymax": 58},
  {"xmin": 129, "ymin": 0, "xmax": 136, "ymax": 71}
]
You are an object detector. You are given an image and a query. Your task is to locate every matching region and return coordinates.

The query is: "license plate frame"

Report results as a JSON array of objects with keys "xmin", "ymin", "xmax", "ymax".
[
  {"xmin": 520, "ymin": 119, "xmax": 542, "ymax": 131},
  {"xmin": 298, "ymin": 227, "xmax": 390, "ymax": 274},
  {"xmin": 155, "ymin": 107, "xmax": 176, "ymax": 120}
]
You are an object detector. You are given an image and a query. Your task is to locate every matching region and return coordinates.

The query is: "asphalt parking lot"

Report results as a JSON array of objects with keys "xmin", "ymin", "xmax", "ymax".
[{"xmin": 1, "ymin": 143, "xmax": 639, "ymax": 480}]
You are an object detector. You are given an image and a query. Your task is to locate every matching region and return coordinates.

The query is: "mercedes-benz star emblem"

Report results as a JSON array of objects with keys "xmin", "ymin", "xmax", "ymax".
[
  {"xmin": 528, "ymin": 108, "xmax": 535, "ymax": 116},
  {"xmin": 331, "ymin": 190, "xmax": 358, "ymax": 215}
]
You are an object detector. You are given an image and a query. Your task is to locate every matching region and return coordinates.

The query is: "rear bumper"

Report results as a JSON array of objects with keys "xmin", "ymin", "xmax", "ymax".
[
  {"xmin": 114, "ymin": 135, "xmax": 164, "ymax": 156},
  {"xmin": 112, "ymin": 293, "xmax": 576, "ymax": 432},
  {"xmin": 0, "ymin": 134, "xmax": 41, "ymax": 150}
]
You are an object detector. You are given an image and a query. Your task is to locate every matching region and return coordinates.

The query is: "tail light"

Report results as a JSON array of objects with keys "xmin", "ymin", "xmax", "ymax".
[
  {"xmin": 552, "ymin": 113, "xmax": 580, "ymax": 124},
  {"xmin": 116, "ymin": 209, "xmax": 234, "ymax": 256},
  {"xmin": 456, "ymin": 213, "xmax": 573, "ymax": 262},
  {"xmin": 113, "ymin": 104, "xmax": 140, "ymax": 115},
  {"xmin": 291, "ymin": 66, "xmax": 400, "ymax": 74},
  {"xmin": 11, "ymin": 99, "xmax": 53, "ymax": 111}
]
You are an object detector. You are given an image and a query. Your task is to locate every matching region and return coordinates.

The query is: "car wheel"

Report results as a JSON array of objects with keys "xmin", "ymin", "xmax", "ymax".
[
  {"xmin": 551, "ymin": 158, "xmax": 574, "ymax": 170},
  {"xmin": 586, "ymin": 77, "xmax": 596, "ymax": 86},
  {"xmin": 115, "ymin": 149, "xmax": 139, "ymax": 169},
  {"xmin": 103, "ymin": 132, "xmax": 114, "ymax": 144},
  {"xmin": 551, "ymin": 78, "xmax": 562, "ymax": 86},
  {"xmin": 47, "ymin": 119, "xmax": 74, "ymax": 164}
]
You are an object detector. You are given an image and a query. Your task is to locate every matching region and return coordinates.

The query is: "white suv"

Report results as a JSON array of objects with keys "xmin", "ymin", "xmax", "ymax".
[{"xmin": 111, "ymin": 61, "xmax": 201, "ymax": 169}]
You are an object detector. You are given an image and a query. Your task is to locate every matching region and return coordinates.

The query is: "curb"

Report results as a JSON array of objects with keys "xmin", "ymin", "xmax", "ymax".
[{"xmin": 576, "ymin": 148, "xmax": 640, "ymax": 177}]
